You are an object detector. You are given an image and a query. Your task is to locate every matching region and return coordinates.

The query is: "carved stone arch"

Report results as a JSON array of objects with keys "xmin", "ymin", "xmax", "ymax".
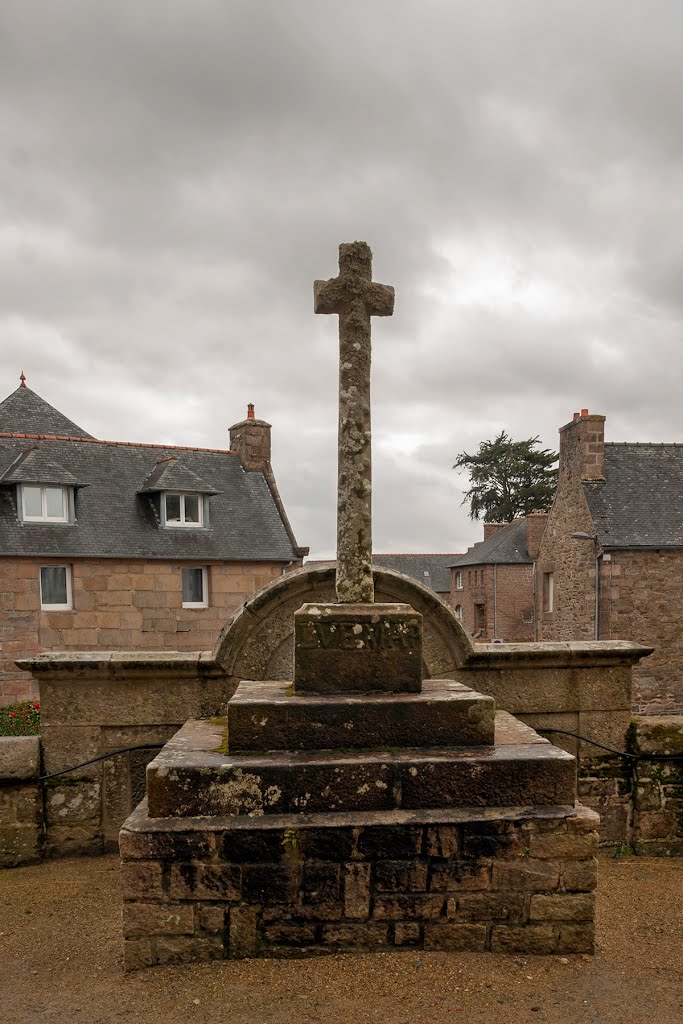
[{"xmin": 211, "ymin": 565, "xmax": 474, "ymax": 693}]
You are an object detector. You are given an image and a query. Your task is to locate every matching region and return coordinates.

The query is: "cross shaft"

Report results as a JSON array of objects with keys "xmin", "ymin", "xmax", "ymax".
[{"xmin": 314, "ymin": 241, "xmax": 395, "ymax": 603}]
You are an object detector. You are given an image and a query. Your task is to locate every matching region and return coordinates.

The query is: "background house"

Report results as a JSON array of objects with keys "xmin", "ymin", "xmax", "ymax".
[
  {"xmin": 535, "ymin": 409, "xmax": 683, "ymax": 713},
  {"xmin": 449, "ymin": 513, "xmax": 547, "ymax": 641},
  {"xmin": 305, "ymin": 554, "xmax": 461, "ymax": 603},
  {"xmin": 0, "ymin": 380, "xmax": 306, "ymax": 706}
]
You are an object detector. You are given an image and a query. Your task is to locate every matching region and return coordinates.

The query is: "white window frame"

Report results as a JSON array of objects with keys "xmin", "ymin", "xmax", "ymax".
[
  {"xmin": 22, "ymin": 484, "xmax": 69, "ymax": 523},
  {"xmin": 163, "ymin": 492, "xmax": 203, "ymax": 528},
  {"xmin": 455, "ymin": 570, "xmax": 463, "ymax": 590},
  {"xmin": 455, "ymin": 604, "xmax": 464, "ymax": 621},
  {"xmin": 39, "ymin": 565, "xmax": 73, "ymax": 611},
  {"xmin": 181, "ymin": 566, "xmax": 208, "ymax": 608}
]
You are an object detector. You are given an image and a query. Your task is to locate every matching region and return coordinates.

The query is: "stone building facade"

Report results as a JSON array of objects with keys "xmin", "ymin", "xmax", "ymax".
[
  {"xmin": 0, "ymin": 383, "xmax": 306, "ymax": 706},
  {"xmin": 449, "ymin": 514, "xmax": 547, "ymax": 642},
  {"xmin": 535, "ymin": 409, "xmax": 683, "ymax": 713}
]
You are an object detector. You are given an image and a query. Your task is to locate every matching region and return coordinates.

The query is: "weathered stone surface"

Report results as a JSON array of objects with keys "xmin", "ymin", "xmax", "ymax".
[
  {"xmin": 344, "ymin": 863, "xmax": 371, "ymax": 918},
  {"xmin": 375, "ymin": 861, "xmax": 427, "ymax": 892},
  {"xmin": 394, "ymin": 922, "xmax": 421, "ymax": 945},
  {"xmin": 122, "ymin": 902, "xmax": 194, "ymax": 937},
  {"xmin": 556, "ymin": 923, "xmax": 595, "ymax": 953},
  {"xmin": 423, "ymin": 923, "xmax": 487, "ymax": 951},
  {"xmin": 456, "ymin": 893, "xmax": 525, "ymax": 922},
  {"xmin": 293, "ymin": 604, "xmax": 422, "ymax": 694},
  {"xmin": 314, "ymin": 241, "xmax": 394, "ymax": 604},
  {"xmin": 373, "ymin": 894, "xmax": 444, "ymax": 920},
  {"xmin": 169, "ymin": 863, "xmax": 241, "ymax": 901},
  {"xmin": 121, "ymin": 861, "xmax": 164, "ymax": 900},
  {"xmin": 0, "ymin": 822, "xmax": 41, "ymax": 867},
  {"xmin": 155, "ymin": 936, "xmax": 224, "ymax": 965},
  {"xmin": 0, "ymin": 736, "xmax": 40, "ymax": 779},
  {"xmin": 228, "ymin": 679, "xmax": 495, "ymax": 751},
  {"xmin": 530, "ymin": 893, "xmax": 595, "ymax": 921},
  {"xmin": 46, "ymin": 781, "xmax": 101, "ymax": 825},
  {"xmin": 561, "ymin": 857, "xmax": 598, "ymax": 891},
  {"xmin": 490, "ymin": 924, "xmax": 557, "ymax": 953},
  {"xmin": 198, "ymin": 905, "xmax": 226, "ymax": 933},
  {"xmin": 491, "ymin": 859, "xmax": 561, "ymax": 891},
  {"xmin": 229, "ymin": 906, "xmax": 257, "ymax": 957},
  {"xmin": 146, "ymin": 717, "xmax": 577, "ymax": 818},
  {"xmin": 321, "ymin": 923, "xmax": 390, "ymax": 948},
  {"xmin": 429, "ymin": 862, "xmax": 491, "ymax": 891}
]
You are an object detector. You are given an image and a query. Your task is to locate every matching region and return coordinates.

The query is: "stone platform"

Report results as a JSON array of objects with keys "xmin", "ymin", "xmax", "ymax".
[
  {"xmin": 120, "ymin": 798, "xmax": 598, "ymax": 969},
  {"xmin": 146, "ymin": 713, "xmax": 577, "ymax": 818}
]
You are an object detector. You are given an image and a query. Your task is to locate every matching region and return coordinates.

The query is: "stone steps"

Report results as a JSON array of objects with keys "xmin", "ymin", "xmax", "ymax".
[
  {"xmin": 146, "ymin": 716, "xmax": 576, "ymax": 819},
  {"xmin": 227, "ymin": 679, "xmax": 496, "ymax": 752}
]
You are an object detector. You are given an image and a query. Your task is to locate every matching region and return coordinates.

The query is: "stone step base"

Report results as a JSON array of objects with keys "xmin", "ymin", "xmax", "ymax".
[
  {"xmin": 120, "ymin": 800, "xmax": 599, "ymax": 968},
  {"xmin": 146, "ymin": 714, "xmax": 576, "ymax": 818},
  {"xmin": 227, "ymin": 679, "xmax": 496, "ymax": 752}
]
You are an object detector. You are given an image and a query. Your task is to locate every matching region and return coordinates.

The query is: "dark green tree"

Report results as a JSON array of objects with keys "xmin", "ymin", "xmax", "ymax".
[{"xmin": 453, "ymin": 431, "xmax": 558, "ymax": 522}]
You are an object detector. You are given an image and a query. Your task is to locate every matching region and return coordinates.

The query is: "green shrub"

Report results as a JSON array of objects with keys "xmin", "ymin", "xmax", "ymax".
[{"xmin": 0, "ymin": 700, "xmax": 41, "ymax": 736}]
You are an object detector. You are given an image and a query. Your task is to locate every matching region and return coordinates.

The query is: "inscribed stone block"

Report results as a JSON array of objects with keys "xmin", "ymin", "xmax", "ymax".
[{"xmin": 294, "ymin": 603, "xmax": 422, "ymax": 694}]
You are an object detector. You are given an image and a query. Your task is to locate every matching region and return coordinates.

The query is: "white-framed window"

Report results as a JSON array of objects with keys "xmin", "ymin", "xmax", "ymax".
[
  {"xmin": 39, "ymin": 565, "xmax": 72, "ymax": 610},
  {"xmin": 22, "ymin": 484, "xmax": 68, "ymax": 523},
  {"xmin": 163, "ymin": 492, "xmax": 203, "ymax": 527},
  {"xmin": 455, "ymin": 570, "xmax": 463, "ymax": 590},
  {"xmin": 182, "ymin": 566, "xmax": 208, "ymax": 608},
  {"xmin": 455, "ymin": 604, "xmax": 464, "ymax": 621}
]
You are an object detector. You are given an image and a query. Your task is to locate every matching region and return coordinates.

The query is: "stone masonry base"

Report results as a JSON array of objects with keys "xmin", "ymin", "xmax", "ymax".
[{"xmin": 120, "ymin": 800, "xmax": 598, "ymax": 969}]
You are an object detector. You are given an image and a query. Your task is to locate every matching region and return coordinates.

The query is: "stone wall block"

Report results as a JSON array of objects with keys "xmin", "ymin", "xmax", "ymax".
[
  {"xmin": 529, "ymin": 831, "xmax": 599, "ymax": 859},
  {"xmin": 561, "ymin": 857, "xmax": 598, "ymax": 891},
  {"xmin": 169, "ymin": 863, "xmax": 242, "ymax": 901},
  {"xmin": 394, "ymin": 922, "xmax": 421, "ymax": 945},
  {"xmin": 344, "ymin": 862, "xmax": 371, "ymax": 918},
  {"xmin": 429, "ymin": 861, "xmax": 491, "ymax": 891},
  {"xmin": 198, "ymin": 905, "xmax": 227, "ymax": 934},
  {"xmin": 374, "ymin": 860, "xmax": 428, "ymax": 892},
  {"xmin": 123, "ymin": 939, "xmax": 155, "ymax": 971},
  {"xmin": 423, "ymin": 825, "xmax": 458, "ymax": 858},
  {"xmin": 0, "ymin": 736, "xmax": 40, "ymax": 779},
  {"xmin": 155, "ymin": 936, "xmax": 225, "ymax": 966},
  {"xmin": 229, "ymin": 906, "xmax": 257, "ymax": 958},
  {"xmin": 263, "ymin": 923, "xmax": 318, "ymax": 945},
  {"xmin": 46, "ymin": 781, "xmax": 101, "ymax": 825},
  {"xmin": 373, "ymin": 894, "xmax": 445, "ymax": 920},
  {"xmin": 123, "ymin": 902, "xmax": 194, "ymax": 937},
  {"xmin": 490, "ymin": 924, "xmax": 557, "ymax": 954},
  {"xmin": 491, "ymin": 859, "xmax": 560, "ymax": 891},
  {"xmin": 121, "ymin": 861, "xmax": 164, "ymax": 900},
  {"xmin": 46, "ymin": 823, "xmax": 103, "ymax": 858},
  {"xmin": 529, "ymin": 893, "xmax": 595, "ymax": 922},
  {"xmin": 423, "ymin": 923, "xmax": 487, "ymax": 951},
  {"xmin": 456, "ymin": 893, "xmax": 525, "ymax": 923},
  {"xmin": 321, "ymin": 923, "xmax": 389, "ymax": 948},
  {"xmin": 0, "ymin": 823, "xmax": 41, "ymax": 867}
]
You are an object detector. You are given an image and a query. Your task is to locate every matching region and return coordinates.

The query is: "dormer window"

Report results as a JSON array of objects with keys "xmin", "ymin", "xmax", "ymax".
[
  {"xmin": 163, "ymin": 492, "xmax": 203, "ymax": 528},
  {"xmin": 22, "ymin": 484, "xmax": 69, "ymax": 523}
]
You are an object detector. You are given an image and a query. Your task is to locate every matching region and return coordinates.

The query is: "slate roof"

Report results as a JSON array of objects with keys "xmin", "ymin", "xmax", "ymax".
[
  {"xmin": 305, "ymin": 554, "xmax": 462, "ymax": 593},
  {"xmin": 449, "ymin": 519, "xmax": 531, "ymax": 567},
  {"xmin": 0, "ymin": 446, "xmax": 82, "ymax": 487},
  {"xmin": 139, "ymin": 456, "xmax": 218, "ymax": 495},
  {"xmin": 0, "ymin": 385, "xmax": 93, "ymax": 439},
  {"xmin": 0, "ymin": 388, "xmax": 300, "ymax": 562},
  {"xmin": 585, "ymin": 443, "xmax": 683, "ymax": 548}
]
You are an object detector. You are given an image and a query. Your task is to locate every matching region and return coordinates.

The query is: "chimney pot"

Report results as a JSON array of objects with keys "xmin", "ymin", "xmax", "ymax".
[
  {"xmin": 573, "ymin": 412, "xmax": 580, "ymax": 421},
  {"xmin": 247, "ymin": 403, "xmax": 255, "ymax": 420},
  {"xmin": 581, "ymin": 408, "xmax": 589, "ymax": 417}
]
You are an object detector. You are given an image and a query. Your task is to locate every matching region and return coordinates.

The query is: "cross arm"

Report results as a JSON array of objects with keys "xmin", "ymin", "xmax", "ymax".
[
  {"xmin": 314, "ymin": 277, "xmax": 345, "ymax": 315},
  {"xmin": 366, "ymin": 282, "xmax": 395, "ymax": 317}
]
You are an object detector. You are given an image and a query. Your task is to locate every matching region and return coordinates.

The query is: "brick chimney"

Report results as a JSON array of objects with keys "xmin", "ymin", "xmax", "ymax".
[
  {"xmin": 229, "ymin": 404, "xmax": 272, "ymax": 472},
  {"xmin": 526, "ymin": 511, "xmax": 549, "ymax": 560},
  {"xmin": 483, "ymin": 523, "xmax": 508, "ymax": 541},
  {"xmin": 558, "ymin": 409, "xmax": 605, "ymax": 483}
]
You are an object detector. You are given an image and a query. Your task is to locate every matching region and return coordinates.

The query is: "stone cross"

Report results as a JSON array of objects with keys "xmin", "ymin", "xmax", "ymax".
[{"xmin": 315, "ymin": 242, "xmax": 395, "ymax": 604}]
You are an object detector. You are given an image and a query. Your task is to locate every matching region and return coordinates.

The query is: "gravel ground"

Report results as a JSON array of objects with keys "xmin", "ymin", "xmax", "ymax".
[{"xmin": 1, "ymin": 853, "xmax": 681, "ymax": 1024}]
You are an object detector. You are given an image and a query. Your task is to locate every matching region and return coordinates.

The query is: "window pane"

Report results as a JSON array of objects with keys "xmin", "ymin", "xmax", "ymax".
[
  {"xmin": 166, "ymin": 494, "xmax": 181, "ymax": 522},
  {"xmin": 182, "ymin": 568, "xmax": 204, "ymax": 604},
  {"xmin": 24, "ymin": 486, "xmax": 42, "ymax": 517},
  {"xmin": 183, "ymin": 494, "xmax": 200, "ymax": 523},
  {"xmin": 45, "ymin": 487, "xmax": 65, "ymax": 519},
  {"xmin": 41, "ymin": 566, "xmax": 68, "ymax": 606}
]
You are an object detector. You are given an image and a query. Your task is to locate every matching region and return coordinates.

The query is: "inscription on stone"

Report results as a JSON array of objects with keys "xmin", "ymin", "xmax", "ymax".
[{"xmin": 298, "ymin": 618, "xmax": 421, "ymax": 654}]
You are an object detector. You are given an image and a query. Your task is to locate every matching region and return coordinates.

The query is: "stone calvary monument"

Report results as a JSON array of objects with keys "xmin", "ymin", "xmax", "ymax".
[{"xmin": 119, "ymin": 243, "xmax": 599, "ymax": 968}]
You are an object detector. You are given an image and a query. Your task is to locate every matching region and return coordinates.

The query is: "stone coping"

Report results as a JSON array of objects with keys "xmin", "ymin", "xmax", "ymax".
[
  {"xmin": 17, "ymin": 638, "xmax": 651, "ymax": 677},
  {"xmin": 464, "ymin": 639, "xmax": 652, "ymax": 670},
  {"xmin": 122, "ymin": 796, "xmax": 594, "ymax": 840}
]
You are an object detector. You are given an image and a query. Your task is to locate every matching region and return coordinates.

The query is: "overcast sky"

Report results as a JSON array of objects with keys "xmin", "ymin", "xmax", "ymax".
[{"xmin": 2, "ymin": 2, "xmax": 683, "ymax": 558}]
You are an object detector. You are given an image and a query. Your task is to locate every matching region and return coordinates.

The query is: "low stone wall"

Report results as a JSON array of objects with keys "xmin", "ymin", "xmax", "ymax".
[
  {"xmin": 120, "ymin": 802, "xmax": 599, "ymax": 968},
  {"xmin": 0, "ymin": 735, "xmax": 43, "ymax": 866},
  {"xmin": 578, "ymin": 716, "xmax": 683, "ymax": 854}
]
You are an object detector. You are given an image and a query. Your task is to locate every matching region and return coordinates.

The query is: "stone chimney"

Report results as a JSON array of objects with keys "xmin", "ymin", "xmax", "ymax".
[
  {"xmin": 229, "ymin": 404, "xmax": 272, "ymax": 472},
  {"xmin": 526, "ymin": 511, "xmax": 549, "ymax": 560},
  {"xmin": 558, "ymin": 409, "xmax": 605, "ymax": 483},
  {"xmin": 483, "ymin": 523, "xmax": 508, "ymax": 541}
]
